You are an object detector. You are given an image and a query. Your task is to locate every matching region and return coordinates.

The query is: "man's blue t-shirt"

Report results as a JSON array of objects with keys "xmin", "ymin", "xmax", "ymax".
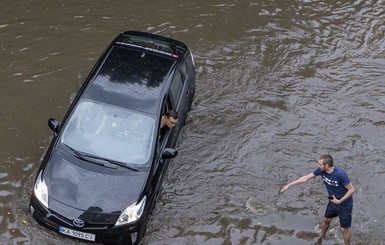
[{"xmin": 313, "ymin": 165, "xmax": 353, "ymax": 205}]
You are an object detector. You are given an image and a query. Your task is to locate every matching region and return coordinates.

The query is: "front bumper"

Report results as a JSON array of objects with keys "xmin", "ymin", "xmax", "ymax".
[{"xmin": 29, "ymin": 195, "xmax": 142, "ymax": 245}]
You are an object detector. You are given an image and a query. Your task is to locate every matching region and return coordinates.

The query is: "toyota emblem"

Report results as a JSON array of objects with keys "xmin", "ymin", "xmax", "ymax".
[{"xmin": 73, "ymin": 218, "xmax": 85, "ymax": 228}]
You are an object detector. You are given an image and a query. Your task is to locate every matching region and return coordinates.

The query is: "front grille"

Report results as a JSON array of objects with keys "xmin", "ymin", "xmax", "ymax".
[
  {"xmin": 49, "ymin": 210, "xmax": 73, "ymax": 227},
  {"xmin": 49, "ymin": 209, "xmax": 118, "ymax": 229}
]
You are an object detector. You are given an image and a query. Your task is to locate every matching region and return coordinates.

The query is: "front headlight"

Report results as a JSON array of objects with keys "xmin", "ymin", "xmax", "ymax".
[
  {"xmin": 34, "ymin": 171, "xmax": 49, "ymax": 208},
  {"xmin": 115, "ymin": 196, "xmax": 146, "ymax": 226}
]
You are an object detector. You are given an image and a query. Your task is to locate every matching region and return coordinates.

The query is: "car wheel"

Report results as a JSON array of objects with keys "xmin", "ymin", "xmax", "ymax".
[
  {"xmin": 134, "ymin": 220, "xmax": 148, "ymax": 245},
  {"xmin": 183, "ymin": 112, "xmax": 188, "ymax": 126},
  {"xmin": 188, "ymin": 91, "xmax": 195, "ymax": 112},
  {"xmin": 151, "ymin": 189, "xmax": 162, "ymax": 215},
  {"xmin": 105, "ymin": 236, "xmax": 133, "ymax": 245}
]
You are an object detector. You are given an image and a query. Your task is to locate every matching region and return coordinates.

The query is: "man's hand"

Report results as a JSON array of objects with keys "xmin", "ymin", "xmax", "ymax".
[
  {"xmin": 280, "ymin": 184, "xmax": 290, "ymax": 193},
  {"xmin": 329, "ymin": 195, "xmax": 342, "ymax": 205}
]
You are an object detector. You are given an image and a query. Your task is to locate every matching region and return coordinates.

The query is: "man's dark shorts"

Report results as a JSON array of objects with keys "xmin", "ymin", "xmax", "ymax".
[{"xmin": 324, "ymin": 201, "xmax": 353, "ymax": 228}]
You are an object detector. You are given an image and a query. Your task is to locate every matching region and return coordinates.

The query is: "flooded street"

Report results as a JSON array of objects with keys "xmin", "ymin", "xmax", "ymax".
[{"xmin": 1, "ymin": 0, "xmax": 385, "ymax": 244}]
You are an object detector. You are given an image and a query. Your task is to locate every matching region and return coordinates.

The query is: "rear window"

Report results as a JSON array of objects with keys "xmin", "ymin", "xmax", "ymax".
[
  {"xmin": 119, "ymin": 35, "xmax": 175, "ymax": 54},
  {"xmin": 97, "ymin": 46, "xmax": 174, "ymax": 89},
  {"xmin": 83, "ymin": 47, "xmax": 175, "ymax": 111}
]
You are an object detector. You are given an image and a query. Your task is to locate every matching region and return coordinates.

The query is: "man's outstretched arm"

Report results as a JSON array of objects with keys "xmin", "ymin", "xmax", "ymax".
[{"xmin": 280, "ymin": 173, "xmax": 315, "ymax": 193}]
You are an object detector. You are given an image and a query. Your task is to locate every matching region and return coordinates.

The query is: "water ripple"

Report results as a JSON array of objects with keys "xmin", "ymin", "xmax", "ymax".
[{"xmin": 1, "ymin": 0, "xmax": 385, "ymax": 244}]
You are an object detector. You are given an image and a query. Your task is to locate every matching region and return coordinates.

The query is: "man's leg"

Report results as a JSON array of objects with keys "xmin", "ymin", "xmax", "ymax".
[
  {"xmin": 320, "ymin": 217, "xmax": 332, "ymax": 237},
  {"xmin": 338, "ymin": 201, "xmax": 352, "ymax": 245},
  {"xmin": 340, "ymin": 227, "xmax": 351, "ymax": 245}
]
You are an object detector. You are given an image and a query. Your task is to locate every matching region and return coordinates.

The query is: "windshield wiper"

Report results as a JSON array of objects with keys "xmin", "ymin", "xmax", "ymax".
[
  {"xmin": 82, "ymin": 153, "xmax": 139, "ymax": 172},
  {"xmin": 63, "ymin": 144, "xmax": 139, "ymax": 171},
  {"xmin": 63, "ymin": 144, "xmax": 117, "ymax": 169},
  {"xmin": 104, "ymin": 158, "xmax": 139, "ymax": 172}
]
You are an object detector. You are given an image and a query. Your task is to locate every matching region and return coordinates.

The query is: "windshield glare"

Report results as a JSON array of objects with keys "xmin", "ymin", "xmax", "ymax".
[{"xmin": 61, "ymin": 100, "xmax": 155, "ymax": 165}]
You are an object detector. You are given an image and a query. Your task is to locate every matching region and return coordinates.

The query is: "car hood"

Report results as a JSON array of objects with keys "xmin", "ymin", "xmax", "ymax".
[{"xmin": 43, "ymin": 148, "xmax": 148, "ymax": 214}]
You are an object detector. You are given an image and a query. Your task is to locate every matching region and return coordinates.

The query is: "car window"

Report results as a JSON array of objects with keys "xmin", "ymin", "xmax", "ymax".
[
  {"xmin": 180, "ymin": 62, "xmax": 187, "ymax": 76},
  {"xmin": 186, "ymin": 54, "xmax": 194, "ymax": 73},
  {"xmin": 83, "ymin": 47, "xmax": 175, "ymax": 112},
  {"xmin": 60, "ymin": 100, "xmax": 155, "ymax": 165},
  {"xmin": 120, "ymin": 35, "xmax": 175, "ymax": 54},
  {"xmin": 158, "ymin": 97, "xmax": 173, "ymax": 144},
  {"xmin": 170, "ymin": 70, "xmax": 184, "ymax": 105}
]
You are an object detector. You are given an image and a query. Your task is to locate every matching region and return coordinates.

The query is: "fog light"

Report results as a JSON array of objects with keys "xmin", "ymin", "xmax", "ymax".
[
  {"xmin": 29, "ymin": 205, "xmax": 35, "ymax": 213},
  {"xmin": 131, "ymin": 232, "xmax": 138, "ymax": 244}
]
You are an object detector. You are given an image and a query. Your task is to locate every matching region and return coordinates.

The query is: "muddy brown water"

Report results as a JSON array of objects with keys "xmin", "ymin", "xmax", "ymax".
[{"xmin": 1, "ymin": 1, "xmax": 384, "ymax": 244}]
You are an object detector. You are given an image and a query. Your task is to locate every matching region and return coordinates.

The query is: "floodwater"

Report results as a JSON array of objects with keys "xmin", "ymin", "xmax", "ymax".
[{"xmin": 1, "ymin": 0, "xmax": 384, "ymax": 244}]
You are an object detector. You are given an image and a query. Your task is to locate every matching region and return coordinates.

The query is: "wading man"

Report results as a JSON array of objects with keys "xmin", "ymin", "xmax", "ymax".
[{"xmin": 280, "ymin": 154, "xmax": 355, "ymax": 245}]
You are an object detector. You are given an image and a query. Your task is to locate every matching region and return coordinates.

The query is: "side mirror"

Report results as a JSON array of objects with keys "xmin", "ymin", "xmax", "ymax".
[
  {"xmin": 48, "ymin": 118, "xmax": 60, "ymax": 134},
  {"xmin": 162, "ymin": 148, "xmax": 178, "ymax": 159}
]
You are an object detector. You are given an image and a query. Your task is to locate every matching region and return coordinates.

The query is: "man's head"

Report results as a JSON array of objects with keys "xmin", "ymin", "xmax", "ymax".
[
  {"xmin": 318, "ymin": 154, "xmax": 334, "ymax": 171},
  {"xmin": 165, "ymin": 110, "xmax": 178, "ymax": 128}
]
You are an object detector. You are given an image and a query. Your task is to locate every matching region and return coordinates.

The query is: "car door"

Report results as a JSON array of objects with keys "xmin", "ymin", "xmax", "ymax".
[
  {"xmin": 169, "ymin": 64, "xmax": 190, "ymax": 142},
  {"xmin": 184, "ymin": 53, "xmax": 196, "ymax": 103},
  {"xmin": 148, "ymin": 96, "xmax": 175, "ymax": 201}
]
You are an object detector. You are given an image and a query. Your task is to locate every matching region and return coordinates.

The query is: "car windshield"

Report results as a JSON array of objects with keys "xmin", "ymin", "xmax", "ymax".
[{"xmin": 60, "ymin": 100, "xmax": 155, "ymax": 165}]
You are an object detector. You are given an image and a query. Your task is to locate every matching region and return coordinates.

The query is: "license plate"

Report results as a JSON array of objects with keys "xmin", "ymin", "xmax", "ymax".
[{"xmin": 59, "ymin": 226, "xmax": 96, "ymax": 241}]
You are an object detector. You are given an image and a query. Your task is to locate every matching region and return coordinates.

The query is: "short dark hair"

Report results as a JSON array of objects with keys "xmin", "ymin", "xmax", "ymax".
[
  {"xmin": 320, "ymin": 154, "xmax": 333, "ymax": 167},
  {"xmin": 166, "ymin": 110, "xmax": 178, "ymax": 120}
]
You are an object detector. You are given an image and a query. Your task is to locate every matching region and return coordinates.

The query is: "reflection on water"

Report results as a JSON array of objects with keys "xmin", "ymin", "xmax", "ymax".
[{"xmin": 1, "ymin": 0, "xmax": 385, "ymax": 244}]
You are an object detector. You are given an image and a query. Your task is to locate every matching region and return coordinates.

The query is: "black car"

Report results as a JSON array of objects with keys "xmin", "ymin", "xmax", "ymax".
[{"xmin": 29, "ymin": 31, "xmax": 196, "ymax": 245}]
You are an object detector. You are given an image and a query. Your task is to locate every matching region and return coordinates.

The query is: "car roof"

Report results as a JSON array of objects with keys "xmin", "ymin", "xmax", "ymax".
[{"xmin": 81, "ymin": 31, "xmax": 189, "ymax": 115}]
